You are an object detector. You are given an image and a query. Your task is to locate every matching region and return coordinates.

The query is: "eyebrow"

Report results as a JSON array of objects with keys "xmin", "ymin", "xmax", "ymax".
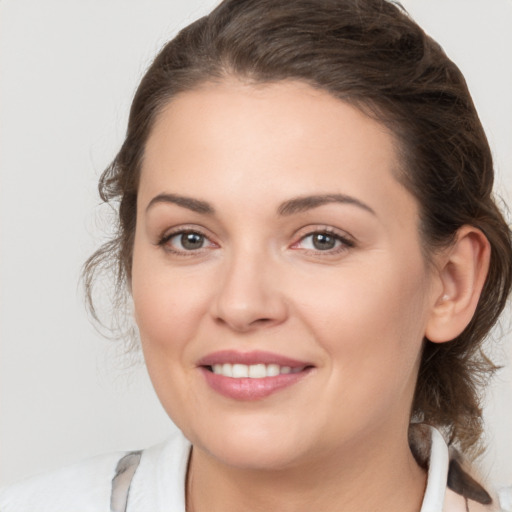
[
  {"xmin": 277, "ymin": 194, "xmax": 376, "ymax": 216},
  {"xmin": 146, "ymin": 193, "xmax": 215, "ymax": 214},
  {"xmin": 145, "ymin": 192, "xmax": 375, "ymax": 217}
]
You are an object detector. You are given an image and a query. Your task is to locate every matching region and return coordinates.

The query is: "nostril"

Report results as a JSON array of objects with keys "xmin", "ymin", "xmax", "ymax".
[
  {"xmin": 251, "ymin": 317, "xmax": 272, "ymax": 325},
  {"xmin": 213, "ymin": 314, "xmax": 275, "ymax": 331}
]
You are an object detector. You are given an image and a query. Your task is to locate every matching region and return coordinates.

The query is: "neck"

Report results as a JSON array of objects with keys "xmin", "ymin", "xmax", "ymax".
[{"xmin": 186, "ymin": 423, "xmax": 427, "ymax": 512}]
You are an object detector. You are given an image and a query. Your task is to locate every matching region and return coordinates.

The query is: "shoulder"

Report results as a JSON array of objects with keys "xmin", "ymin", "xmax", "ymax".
[
  {"xmin": 0, "ymin": 451, "xmax": 125, "ymax": 512},
  {"xmin": 0, "ymin": 430, "xmax": 191, "ymax": 512},
  {"xmin": 126, "ymin": 430, "xmax": 191, "ymax": 511}
]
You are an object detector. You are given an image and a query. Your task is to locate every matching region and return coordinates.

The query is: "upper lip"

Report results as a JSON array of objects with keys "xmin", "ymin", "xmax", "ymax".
[{"xmin": 197, "ymin": 350, "xmax": 312, "ymax": 368}]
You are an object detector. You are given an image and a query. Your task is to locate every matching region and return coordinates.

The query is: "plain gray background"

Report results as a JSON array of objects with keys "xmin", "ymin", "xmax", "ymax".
[{"xmin": 1, "ymin": 0, "xmax": 511, "ymax": 487}]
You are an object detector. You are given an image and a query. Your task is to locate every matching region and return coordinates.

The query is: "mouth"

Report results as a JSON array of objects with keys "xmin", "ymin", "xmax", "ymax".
[
  {"xmin": 197, "ymin": 351, "xmax": 314, "ymax": 400},
  {"xmin": 207, "ymin": 363, "xmax": 307, "ymax": 378}
]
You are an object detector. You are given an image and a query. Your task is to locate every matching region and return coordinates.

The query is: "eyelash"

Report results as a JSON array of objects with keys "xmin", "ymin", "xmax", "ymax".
[
  {"xmin": 157, "ymin": 227, "xmax": 355, "ymax": 256},
  {"xmin": 158, "ymin": 228, "xmax": 216, "ymax": 255},
  {"xmin": 292, "ymin": 228, "xmax": 355, "ymax": 255}
]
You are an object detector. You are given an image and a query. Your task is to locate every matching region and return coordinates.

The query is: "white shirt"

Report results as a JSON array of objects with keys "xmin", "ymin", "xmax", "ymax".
[{"xmin": 0, "ymin": 427, "xmax": 507, "ymax": 511}]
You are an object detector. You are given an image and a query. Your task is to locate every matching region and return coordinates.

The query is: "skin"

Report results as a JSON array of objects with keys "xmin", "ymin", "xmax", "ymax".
[{"xmin": 131, "ymin": 79, "xmax": 476, "ymax": 512}]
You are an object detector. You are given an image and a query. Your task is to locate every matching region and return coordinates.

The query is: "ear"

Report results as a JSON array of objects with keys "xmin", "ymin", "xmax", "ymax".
[{"xmin": 425, "ymin": 226, "xmax": 490, "ymax": 343}]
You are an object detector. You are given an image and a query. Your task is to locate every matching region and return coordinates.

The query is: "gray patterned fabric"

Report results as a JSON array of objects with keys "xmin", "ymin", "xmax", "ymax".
[{"xmin": 110, "ymin": 451, "xmax": 142, "ymax": 512}]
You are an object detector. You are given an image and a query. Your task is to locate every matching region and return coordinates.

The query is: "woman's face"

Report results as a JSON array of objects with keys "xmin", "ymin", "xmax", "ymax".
[{"xmin": 132, "ymin": 80, "xmax": 441, "ymax": 470}]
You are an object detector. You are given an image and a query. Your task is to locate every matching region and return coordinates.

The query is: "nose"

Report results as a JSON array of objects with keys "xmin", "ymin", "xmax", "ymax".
[{"xmin": 210, "ymin": 249, "xmax": 288, "ymax": 332}]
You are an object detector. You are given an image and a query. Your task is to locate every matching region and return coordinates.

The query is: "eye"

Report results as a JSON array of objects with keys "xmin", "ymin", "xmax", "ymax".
[
  {"xmin": 302, "ymin": 232, "xmax": 340, "ymax": 251},
  {"xmin": 175, "ymin": 232, "xmax": 206, "ymax": 250},
  {"xmin": 159, "ymin": 229, "xmax": 216, "ymax": 254},
  {"xmin": 293, "ymin": 230, "xmax": 354, "ymax": 253}
]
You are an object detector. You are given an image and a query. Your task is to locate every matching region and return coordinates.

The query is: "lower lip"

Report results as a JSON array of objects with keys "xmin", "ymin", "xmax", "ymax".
[{"xmin": 200, "ymin": 367, "xmax": 312, "ymax": 400}]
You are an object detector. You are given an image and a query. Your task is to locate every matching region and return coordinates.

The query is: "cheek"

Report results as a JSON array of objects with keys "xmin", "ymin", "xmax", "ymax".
[
  {"xmin": 132, "ymin": 269, "xmax": 209, "ymax": 353},
  {"xmin": 130, "ymin": 232, "xmax": 211, "ymax": 359},
  {"xmin": 298, "ymin": 258, "xmax": 430, "ymax": 383},
  {"xmin": 130, "ymin": 253, "xmax": 214, "ymax": 424}
]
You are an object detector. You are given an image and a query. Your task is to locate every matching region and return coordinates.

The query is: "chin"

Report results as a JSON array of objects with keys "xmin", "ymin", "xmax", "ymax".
[
  {"xmin": 204, "ymin": 440, "xmax": 304, "ymax": 471},
  {"xmin": 185, "ymin": 418, "xmax": 311, "ymax": 471}
]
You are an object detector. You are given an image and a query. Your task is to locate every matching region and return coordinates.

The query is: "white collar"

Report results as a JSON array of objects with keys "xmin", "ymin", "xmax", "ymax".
[
  {"xmin": 128, "ymin": 426, "xmax": 452, "ymax": 512},
  {"xmin": 421, "ymin": 426, "xmax": 450, "ymax": 512}
]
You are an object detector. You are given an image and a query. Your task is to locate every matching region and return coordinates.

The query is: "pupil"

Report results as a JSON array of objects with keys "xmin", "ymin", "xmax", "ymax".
[
  {"xmin": 313, "ymin": 233, "xmax": 335, "ymax": 250},
  {"xmin": 181, "ymin": 232, "xmax": 203, "ymax": 250}
]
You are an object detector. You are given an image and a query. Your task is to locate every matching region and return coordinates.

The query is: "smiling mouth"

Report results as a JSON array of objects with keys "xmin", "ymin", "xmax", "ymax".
[
  {"xmin": 201, "ymin": 363, "xmax": 313, "ymax": 400},
  {"xmin": 198, "ymin": 350, "xmax": 314, "ymax": 399},
  {"xmin": 206, "ymin": 363, "xmax": 307, "ymax": 379}
]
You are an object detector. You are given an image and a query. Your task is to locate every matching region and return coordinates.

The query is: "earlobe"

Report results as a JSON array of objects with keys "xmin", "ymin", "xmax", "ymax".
[{"xmin": 425, "ymin": 226, "xmax": 490, "ymax": 343}]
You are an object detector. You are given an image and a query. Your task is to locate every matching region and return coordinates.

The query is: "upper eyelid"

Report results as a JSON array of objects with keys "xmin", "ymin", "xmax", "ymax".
[
  {"xmin": 294, "ymin": 233, "xmax": 354, "ymax": 250},
  {"xmin": 165, "ymin": 230, "xmax": 210, "ymax": 244},
  {"xmin": 158, "ymin": 224, "xmax": 214, "ymax": 243},
  {"xmin": 300, "ymin": 231, "xmax": 350, "ymax": 242},
  {"xmin": 293, "ymin": 225, "xmax": 355, "ymax": 243}
]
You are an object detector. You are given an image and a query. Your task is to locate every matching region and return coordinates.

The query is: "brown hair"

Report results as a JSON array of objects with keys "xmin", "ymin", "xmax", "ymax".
[{"xmin": 84, "ymin": 0, "xmax": 512, "ymax": 455}]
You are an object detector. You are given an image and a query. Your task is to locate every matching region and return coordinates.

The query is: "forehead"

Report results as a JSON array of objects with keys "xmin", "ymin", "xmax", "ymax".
[
  {"xmin": 139, "ymin": 80, "xmax": 416, "ymax": 224},
  {"xmin": 145, "ymin": 79, "xmax": 396, "ymax": 166}
]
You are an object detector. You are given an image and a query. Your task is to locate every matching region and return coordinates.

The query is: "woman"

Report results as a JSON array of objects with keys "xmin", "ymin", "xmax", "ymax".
[{"xmin": 1, "ymin": 0, "xmax": 511, "ymax": 510}]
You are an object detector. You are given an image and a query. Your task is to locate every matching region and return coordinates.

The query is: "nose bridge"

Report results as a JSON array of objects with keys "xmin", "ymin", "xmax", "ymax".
[{"xmin": 212, "ymin": 241, "xmax": 287, "ymax": 331}]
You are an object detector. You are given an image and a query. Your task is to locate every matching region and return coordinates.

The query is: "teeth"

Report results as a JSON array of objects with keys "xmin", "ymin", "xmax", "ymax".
[
  {"xmin": 267, "ymin": 364, "xmax": 280, "ymax": 377},
  {"xmin": 210, "ymin": 363, "xmax": 304, "ymax": 378},
  {"xmin": 222, "ymin": 363, "xmax": 232, "ymax": 377},
  {"xmin": 248, "ymin": 364, "xmax": 266, "ymax": 378},
  {"xmin": 232, "ymin": 364, "xmax": 249, "ymax": 378}
]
